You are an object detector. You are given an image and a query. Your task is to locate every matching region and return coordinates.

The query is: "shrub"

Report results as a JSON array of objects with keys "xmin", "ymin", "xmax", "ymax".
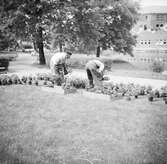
[
  {"xmin": 150, "ymin": 60, "xmax": 164, "ymax": 73},
  {"xmin": 23, "ymin": 44, "xmax": 33, "ymax": 49},
  {"xmin": 0, "ymin": 52, "xmax": 18, "ymax": 61},
  {"xmin": 0, "ymin": 58, "xmax": 9, "ymax": 71}
]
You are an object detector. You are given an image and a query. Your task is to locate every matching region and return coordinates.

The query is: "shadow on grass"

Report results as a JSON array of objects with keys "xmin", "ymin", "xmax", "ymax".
[
  {"xmin": 0, "ymin": 138, "xmax": 33, "ymax": 164},
  {"xmin": 31, "ymin": 62, "xmax": 49, "ymax": 69},
  {"xmin": 0, "ymin": 149, "xmax": 33, "ymax": 164}
]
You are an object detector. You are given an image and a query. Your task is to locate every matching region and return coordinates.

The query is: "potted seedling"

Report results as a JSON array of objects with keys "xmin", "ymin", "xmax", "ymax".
[
  {"xmin": 21, "ymin": 76, "xmax": 27, "ymax": 84},
  {"xmin": 35, "ymin": 80, "xmax": 39, "ymax": 86},
  {"xmin": 43, "ymin": 80, "xmax": 47, "ymax": 85},
  {"xmin": 47, "ymin": 81, "xmax": 54, "ymax": 88},
  {"xmin": 28, "ymin": 80, "xmax": 32, "ymax": 85},
  {"xmin": 154, "ymin": 89, "xmax": 160, "ymax": 98},
  {"xmin": 134, "ymin": 93, "xmax": 138, "ymax": 99},
  {"xmin": 148, "ymin": 92, "xmax": 154, "ymax": 102},
  {"xmin": 164, "ymin": 98, "xmax": 167, "ymax": 104}
]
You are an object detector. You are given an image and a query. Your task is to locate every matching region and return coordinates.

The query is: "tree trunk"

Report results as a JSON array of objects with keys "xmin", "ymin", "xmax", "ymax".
[
  {"xmin": 36, "ymin": 26, "xmax": 46, "ymax": 65},
  {"xmin": 59, "ymin": 42, "xmax": 63, "ymax": 52},
  {"xmin": 33, "ymin": 40, "xmax": 38, "ymax": 52},
  {"xmin": 96, "ymin": 46, "xmax": 100, "ymax": 57}
]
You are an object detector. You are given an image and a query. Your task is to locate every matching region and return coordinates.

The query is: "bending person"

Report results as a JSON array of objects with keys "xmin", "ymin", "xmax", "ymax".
[
  {"xmin": 85, "ymin": 60, "xmax": 105, "ymax": 89},
  {"xmin": 50, "ymin": 51, "xmax": 72, "ymax": 77}
]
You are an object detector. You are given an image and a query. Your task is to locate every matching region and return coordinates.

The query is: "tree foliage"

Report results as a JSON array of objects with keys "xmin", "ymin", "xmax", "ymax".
[
  {"xmin": 98, "ymin": 0, "xmax": 139, "ymax": 56},
  {"xmin": 0, "ymin": 0, "xmax": 55, "ymax": 64},
  {"xmin": 51, "ymin": 0, "xmax": 139, "ymax": 56},
  {"xmin": 0, "ymin": 0, "xmax": 139, "ymax": 60}
]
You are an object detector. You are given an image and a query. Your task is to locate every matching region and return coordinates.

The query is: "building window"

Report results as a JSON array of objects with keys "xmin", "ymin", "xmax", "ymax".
[
  {"xmin": 157, "ymin": 14, "xmax": 164, "ymax": 21},
  {"xmin": 145, "ymin": 16, "xmax": 148, "ymax": 20}
]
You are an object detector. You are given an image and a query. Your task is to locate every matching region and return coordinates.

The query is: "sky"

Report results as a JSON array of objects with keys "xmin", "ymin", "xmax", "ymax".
[{"xmin": 134, "ymin": 0, "xmax": 167, "ymax": 6}]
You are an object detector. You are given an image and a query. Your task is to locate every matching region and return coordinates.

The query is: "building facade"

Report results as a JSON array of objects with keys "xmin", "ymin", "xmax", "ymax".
[{"xmin": 134, "ymin": 6, "xmax": 167, "ymax": 49}]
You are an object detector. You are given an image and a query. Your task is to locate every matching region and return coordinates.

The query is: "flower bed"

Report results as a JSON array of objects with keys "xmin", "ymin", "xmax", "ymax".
[{"xmin": 0, "ymin": 73, "xmax": 167, "ymax": 103}]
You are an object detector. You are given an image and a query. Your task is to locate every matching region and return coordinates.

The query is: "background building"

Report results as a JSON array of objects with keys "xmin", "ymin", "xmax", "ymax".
[
  {"xmin": 104, "ymin": 6, "xmax": 167, "ymax": 70},
  {"xmin": 133, "ymin": 6, "xmax": 167, "ymax": 49}
]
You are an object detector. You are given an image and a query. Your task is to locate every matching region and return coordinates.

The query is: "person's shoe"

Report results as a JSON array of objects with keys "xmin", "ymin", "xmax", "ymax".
[{"xmin": 86, "ymin": 84, "xmax": 94, "ymax": 89}]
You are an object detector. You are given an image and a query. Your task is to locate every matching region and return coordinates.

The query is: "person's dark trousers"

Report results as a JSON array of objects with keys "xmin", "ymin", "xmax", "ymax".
[
  {"xmin": 62, "ymin": 63, "xmax": 68, "ymax": 75},
  {"xmin": 86, "ymin": 68, "xmax": 94, "ymax": 87},
  {"xmin": 55, "ymin": 64, "xmax": 63, "ymax": 75}
]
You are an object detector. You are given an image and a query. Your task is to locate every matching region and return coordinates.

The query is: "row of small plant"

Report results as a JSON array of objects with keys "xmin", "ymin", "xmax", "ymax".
[
  {"xmin": 0, "ymin": 73, "xmax": 167, "ymax": 103},
  {"xmin": 0, "ymin": 73, "xmax": 63, "ymax": 87},
  {"xmin": 101, "ymin": 82, "xmax": 167, "ymax": 103},
  {"xmin": 0, "ymin": 73, "xmax": 88, "ymax": 89},
  {"xmin": 63, "ymin": 76, "xmax": 167, "ymax": 103}
]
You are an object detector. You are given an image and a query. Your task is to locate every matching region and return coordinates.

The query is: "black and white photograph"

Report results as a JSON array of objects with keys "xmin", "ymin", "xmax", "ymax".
[{"xmin": 0, "ymin": 0, "xmax": 167, "ymax": 163}]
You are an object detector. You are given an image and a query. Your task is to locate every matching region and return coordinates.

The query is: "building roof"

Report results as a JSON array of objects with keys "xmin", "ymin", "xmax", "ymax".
[{"xmin": 140, "ymin": 6, "xmax": 167, "ymax": 14}]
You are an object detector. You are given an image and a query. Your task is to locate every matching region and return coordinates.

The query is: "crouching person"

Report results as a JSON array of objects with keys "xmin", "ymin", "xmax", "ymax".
[
  {"xmin": 85, "ymin": 60, "xmax": 105, "ymax": 89},
  {"xmin": 50, "ymin": 51, "xmax": 72, "ymax": 84}
]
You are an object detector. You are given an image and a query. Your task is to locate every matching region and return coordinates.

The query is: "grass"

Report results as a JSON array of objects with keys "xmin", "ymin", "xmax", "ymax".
[
  {"xmin": 45, "ymin": 53, "xmax": 167, "ymax": 80},
  {"xmin": 0, "ymin": 85, "xmax": 167, "ymax": 164}
]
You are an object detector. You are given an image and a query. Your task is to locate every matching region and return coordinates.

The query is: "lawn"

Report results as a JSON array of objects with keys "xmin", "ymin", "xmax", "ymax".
[
  {"xmin": 0, "ymin": 85, "xmax": 167, "ymax": 164},
  {"xmin": 45, "ymin": 53, "xmax": 167, "ymax": 81}
]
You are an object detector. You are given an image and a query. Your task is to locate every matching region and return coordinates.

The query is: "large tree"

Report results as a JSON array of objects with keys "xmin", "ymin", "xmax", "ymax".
[
  {"xmin": 1, "ymin": 0, "xmax": 139, "ymax": 61},
  {"xmin": 50, "ymin": 0, "xmax": 103, "ymax": 53},
  {"xmin": 0, "ymin": 0, "xmax": 22, "ymax": 50},
  {"xmin": 51, "ymin": 0, "xmax": 139, "ymax": 57},
  {"xmin": 99, "ymin": 0, "xmax": 139, "ymax": 57},
  {"xmin": 0, "ymin": 0, "xmax": 55, "ymax": 64},
  {"xmin": 90, "ymin": 0, "xmax": 139, "ymax": 57}
]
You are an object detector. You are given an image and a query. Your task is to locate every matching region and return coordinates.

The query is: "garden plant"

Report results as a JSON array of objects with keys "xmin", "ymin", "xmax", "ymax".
[{"xmin": 0, "ymin": 73, "xmax": 167, "ymax": 104}]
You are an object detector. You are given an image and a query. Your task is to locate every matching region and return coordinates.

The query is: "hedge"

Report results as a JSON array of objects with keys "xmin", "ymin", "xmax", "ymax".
[
  {"xmin": 0, "ymin": 52, "xmax": 18, "ymax": 61},
  {"xmin": 0, "ymin": 58, "xmax": 9, "ymax": 71}
]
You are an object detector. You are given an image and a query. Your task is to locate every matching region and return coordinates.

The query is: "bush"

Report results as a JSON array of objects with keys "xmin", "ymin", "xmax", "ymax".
[
  {"xmin": 0, "ymin": 52, "xmax": 18, "ymax": 61},
  {"xmin": 0, "ymin": 58, "xmax": 9, "ymax": 71},
  {"xmin": 23, "ymin": 44, "xmax": 33, "ymax": 49},
  {"xmin": 150, "ymin": 60, "xmax": 164, "ymax": 73}
]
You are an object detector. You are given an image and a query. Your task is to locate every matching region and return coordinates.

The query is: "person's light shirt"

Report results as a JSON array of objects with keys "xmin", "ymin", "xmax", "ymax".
[
  {"xmin": 50, "ymin": 52, "xmax": 68, "ymax": 66},
  {"xmin": 86, "ymin": 60, "xmax": 104, "ymax": 72}
]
